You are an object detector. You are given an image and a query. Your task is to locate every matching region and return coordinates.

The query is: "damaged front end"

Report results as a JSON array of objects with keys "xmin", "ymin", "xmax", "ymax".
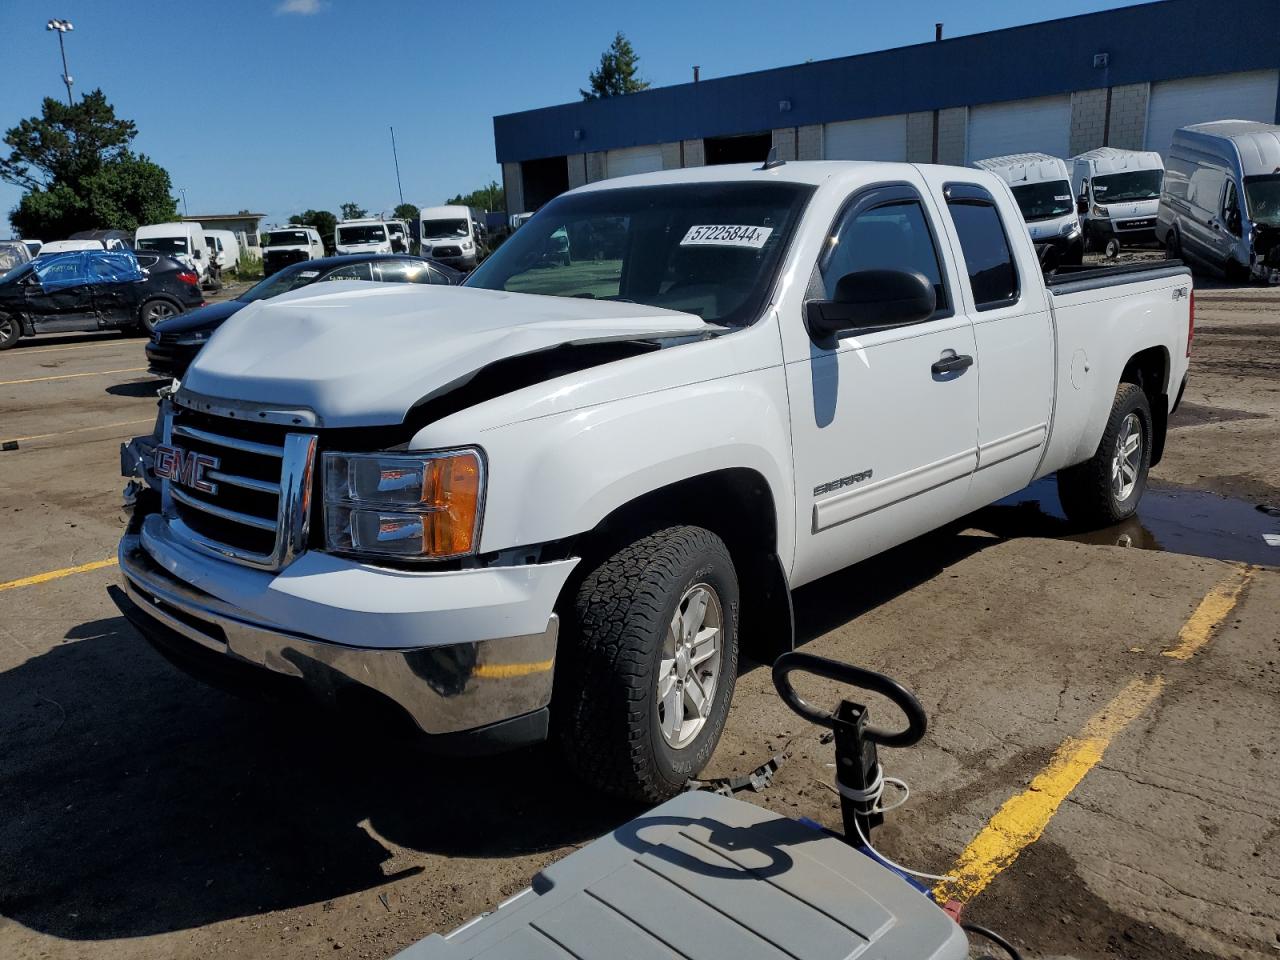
[
  {"xmin": 1251, "ymin": 223, "xmax": 1280, "ymax": 284},
  {"xmin": 119, "ymin": 383, "xmax": 172, "ymax": 521}
]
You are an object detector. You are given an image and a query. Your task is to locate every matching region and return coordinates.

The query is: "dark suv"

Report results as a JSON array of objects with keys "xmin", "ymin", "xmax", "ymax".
[
  {"xmin": 0, "ymin": 249, "xmax": 202, "ymax": 350},
  {"xmin": 146, "ymin": 253, "xmax": 461, "ymax": 376}
]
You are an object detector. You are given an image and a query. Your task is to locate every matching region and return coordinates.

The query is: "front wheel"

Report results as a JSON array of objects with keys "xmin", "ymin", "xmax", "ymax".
[
  {"xmin": 0, "ymin": 314, "xmax": 20, "ymax": 350},
  {"xmin": 1057, "ymin": 382, "xmax": 1152, "ymax": 527},
  {"xmin": 138, "ymin": 298, "xmax": 179, "ymax": 335},
  {"xmin": 556, "ymin": 525, "xmax": 739, "ymax": 802}
]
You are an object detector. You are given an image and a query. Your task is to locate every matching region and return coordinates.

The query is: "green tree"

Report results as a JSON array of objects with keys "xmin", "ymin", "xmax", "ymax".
[
  {"xmin": 445, "ymin": 181, "xmax": 504, "ymax": 211},
  {"xmin": 339, "ymin": 201, "xmax": 367, "ymax": 221},
  {"xmin": 393, "ymin": 202, "xmax": 419, "ymax": 223},
  {"xmin": 293, "ymin": 209, "xmax": 337, "ymax": 253},
  {"xmin": 1, "ymin": 90, "xmax": 177, "ymax": 237},
  {"xmin": 580, "ymin": 32, "xmax": 649, "ymax": 100}
]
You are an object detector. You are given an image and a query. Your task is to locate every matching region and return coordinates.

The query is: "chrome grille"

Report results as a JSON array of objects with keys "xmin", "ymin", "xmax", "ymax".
[{"xmin": 162, "ymin": 407, "xmax": 317, "ymax": 571}]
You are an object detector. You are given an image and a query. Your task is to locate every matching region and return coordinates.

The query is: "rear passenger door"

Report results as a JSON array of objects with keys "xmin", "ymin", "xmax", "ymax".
[
  {"xmin": 785, "ymin": 183, "xmax": 981, "ymax": 586},
  {"xmin": 932, "ymin": 179, "xmax": 1055, "ymax": 506}
]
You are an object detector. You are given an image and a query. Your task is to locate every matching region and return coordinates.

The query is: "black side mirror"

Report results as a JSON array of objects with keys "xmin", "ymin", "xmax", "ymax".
[
  {"xmin": 805, "ymin": 269, "xmax": 936, "ymax": 342},
  {"xmin": 1077, "ymin": 197, "xmax": 1089, "ymax": 215}
]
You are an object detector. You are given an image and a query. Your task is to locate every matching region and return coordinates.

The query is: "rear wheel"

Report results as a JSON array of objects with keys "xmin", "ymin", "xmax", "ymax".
[
  {"xmin": 556, "ymin": 525, "xmax": 739, "ymax": 802},
  {"xmin": 1057, "ymin": 382, "xmax": 1152, "ymax": 527},
  {"xmin": 1164, "ymin": 230, "xmax": 1181, "ymax": 261},
  {"xmin": 138, "ymin": 298, "xmax": 178, "ymax": 335},
  {"xmin": 0, "ymin": 314, "xmax": 20, "ymax": 350}
]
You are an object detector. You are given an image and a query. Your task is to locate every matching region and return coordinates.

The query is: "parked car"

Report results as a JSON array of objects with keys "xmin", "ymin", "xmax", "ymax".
[
  {"xmin": 145, "ymin": 253, "xmax": 461, "ymax": 377},
  {"xmin": 0, "ymin": 240, "xmax": 32, "ymax": 273},
  {"xmin": 261, "ymin": 225, "xmax": 326, "ymax": 276},
  {"xmin": 0, "ymin": 248, "xmax": 201, "ymax": 349},
  {"xmin": 203, "ymin": 229, "xmax": 242, "ymax": 273},
  {"xmin": 135, "ymin": 222, "xmax": 212, "ymax": 285},
  {"xmin": 972, "ymin": 153, "xmax": 1083, "ymax": 268},
  {"xmin": 1158, "ymin": 120, "xmax": 1280, "ymax": 283},
  {"xmin": 118, "ymin": 161, "xmax": 1193, "ymax": 800},
  {"xmin": 334, "ymin": 219, "xmax": 395, "ymax": 256},
  {"xmin": 419, "ymin": 204, "xmax": 482, "ymax": 270},
  {"xmin": 1071, "ymin": 148, "xmax": 1165, "ymax": 253},
  {"xmin": 39, "ymin": 238, "xmax": 111, "ymax": 254},
  {"xmin": 70, "ymin": 228, "xmax": 132, "ymax": 250},
  {"xmin": 21, "ymin": 239, "xmax": 42, "ymax": 258}
]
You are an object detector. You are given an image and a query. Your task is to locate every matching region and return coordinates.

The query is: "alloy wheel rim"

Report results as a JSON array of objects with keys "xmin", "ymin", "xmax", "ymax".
[
  {"xmin": 656, "ymin": 583, "xmax": 723, "ymax": 749},
  {"xmin": 1111, "ymin": 412, "xmax": 1143, "ymax": 501}
]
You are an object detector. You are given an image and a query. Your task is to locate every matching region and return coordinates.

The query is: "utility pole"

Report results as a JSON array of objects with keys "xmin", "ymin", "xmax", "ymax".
[
  {"xmin": 389, "ymin": 126, "xmax": 405, "ymax": 206},
  {"xmin": 178, "ymin": 189, "xmax": 189, "ymax": 217},
  {"xmin": 46, "ymin": 19, "xmax": 75, "ymax": 105}
]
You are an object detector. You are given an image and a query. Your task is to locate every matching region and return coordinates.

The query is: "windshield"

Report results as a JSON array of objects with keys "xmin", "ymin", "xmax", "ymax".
[
  {"xmin": 0, "ymin": 242, "xmax": 29, "ymax": 272},
  {"xmin": 265, "ymin": 230, "xmax": 310, "ymax": 247},
  {"xmin": 1244, "ymin": 175, "xmax": 1280, "ymax": 226},
  {"xmin": 466, "ymin": 181, "xmax": 813, "ymax": 326},
  {"xmin": 1010, "ymin": 180, "xmax": 1075, "ymax": 222},
  {"xmin": 1092, "ymin": 169, "xmax": 1163, "ymax": 203},
  {"xmin": 336, "ymin": 224, "xmax": 388, "ymax": 245},
  {"xmin": 423, "ymin": 219, "xmax": 468, "ymax": 239},
  {"xmin": 0, "ymin": 262, "xmax": 32, "ymax": 285},
  {"xmin": 136, "ymin": 236, "xmax": 189, "ymax": 255},
  {"xmin": 239, "ymin": 263, "xmax": 328, "ymax": 301}
]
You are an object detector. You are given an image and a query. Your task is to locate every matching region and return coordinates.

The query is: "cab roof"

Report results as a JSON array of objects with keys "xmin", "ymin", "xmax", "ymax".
[{"xmin": 971, "ymin": 153, "xmax": 1070, "ymax": 185}]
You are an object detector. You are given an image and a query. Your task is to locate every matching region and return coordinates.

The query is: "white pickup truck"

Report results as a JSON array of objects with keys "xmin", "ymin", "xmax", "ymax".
[{"xmin": 116, "ymin": 161, "xmax": 1192, "ymax": 801}]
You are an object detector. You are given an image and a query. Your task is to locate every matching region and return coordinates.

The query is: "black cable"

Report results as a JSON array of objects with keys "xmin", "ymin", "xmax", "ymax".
[{"xmin": 961, "ymin": 922, "xmax": 1024, "ymax": 960}]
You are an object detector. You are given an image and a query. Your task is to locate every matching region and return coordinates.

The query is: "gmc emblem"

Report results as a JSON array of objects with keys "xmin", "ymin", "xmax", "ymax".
[{"xmin": 154, "ymin": 444, "xmax": 220, "ymax": 494}]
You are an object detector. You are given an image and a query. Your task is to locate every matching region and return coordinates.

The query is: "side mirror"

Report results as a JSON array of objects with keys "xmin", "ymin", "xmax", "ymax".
[
  {"xmin": 805, "ymin": 269, "xmax": 936, "ymax": 342},
  {"xmin": 1077, "ymin": 197, "xmax": 1089, "ymax": 215}
]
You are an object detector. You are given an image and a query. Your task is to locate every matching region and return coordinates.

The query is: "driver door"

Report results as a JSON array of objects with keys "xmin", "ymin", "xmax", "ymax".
[
  {"xmin": 785, "ymin": 184, "xmax": 980, "ymax": 587},
  {"xmin": 28, "ymin": 253, "xmax": 97, "ymax": 332}
]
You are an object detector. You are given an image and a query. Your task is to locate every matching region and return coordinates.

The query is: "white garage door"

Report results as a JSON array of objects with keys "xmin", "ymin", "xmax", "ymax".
[
  {"xmin": 967, "ymin": 95, "xmax": 1072, "ymax": 163},
  {"xmin": 824, "ymin": 114, "xmax": 907, "ymax": 161},
  {"xmin": 605, "ymin": 145, "xmax": 664, "ymax": 179},
  {"xmin": 1144, "ymin": 69, "xmax": 1280, "ymax": 159}
]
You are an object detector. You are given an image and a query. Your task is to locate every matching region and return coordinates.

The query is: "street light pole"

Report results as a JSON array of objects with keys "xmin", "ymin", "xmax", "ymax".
[{"xmin": 46, "ymin": 19, "xmax": 75, "ymax": 106}]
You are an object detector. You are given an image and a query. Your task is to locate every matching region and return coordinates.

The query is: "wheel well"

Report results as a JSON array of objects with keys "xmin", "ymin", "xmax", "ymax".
[
  {"xmin": 563, "ymin": 468, "xmax": 793, "ymax": 662},
  {"xmin": 1120, "ymin": 346, "xmax": 1169, "ymax": 466}
]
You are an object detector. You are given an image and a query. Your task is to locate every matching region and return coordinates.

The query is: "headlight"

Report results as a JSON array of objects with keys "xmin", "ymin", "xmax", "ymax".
[
  {"xmin": 174, "ymin": 330, "xmax": 211, "ymax": 345},
  {"xmin": 461, "ymin": 239, "xmax": 473, "ymax": 250},
  {"xmin": 1060, "ymin": 220, "xmax": 1081, "ymax": 237},
  {"xmin": 323, "ymin": 448, "xmax": 484, "ymax": 559},
  {"xmin": 1092, "ymin": 203, "xmax": 1106, "ymax": 218}
]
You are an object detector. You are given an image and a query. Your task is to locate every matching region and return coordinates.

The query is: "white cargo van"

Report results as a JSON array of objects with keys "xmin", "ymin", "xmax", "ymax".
[
  {"xmin": 419, "ymin": 204, "xmax": 480, "ymax": 270},
  {"xmin": 135, "ymin": 222, "xmax": 211, "ymax": 283},
  {"xmin": 1071, "ymin": 148, "xmax": 1164, "ymax": 254},
  {"xmin": 972, "ymin": 153, "xmax": 1082, "ymax": 267},
  {"xmin": 203, "ymin": 229, "xmax": 242, "ymax": 273},
  {"xmin": 1157, "ymin": 120, "xmax": 1280, "ymax": 283},
  {"xmin": 334, "ymin": 219, "xmax": 394, "ymax": 255}
]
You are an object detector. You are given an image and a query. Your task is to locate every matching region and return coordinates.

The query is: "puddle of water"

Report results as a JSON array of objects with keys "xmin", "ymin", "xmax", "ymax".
[{"xmin": 967, "ymin": 479, "xmax": 1280, "ymax": 566}]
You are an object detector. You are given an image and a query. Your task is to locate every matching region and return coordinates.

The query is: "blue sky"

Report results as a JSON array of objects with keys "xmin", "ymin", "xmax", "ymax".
[{"xmin": 0, "ymin": 0, "xmax": 1149, "ymax": 233}]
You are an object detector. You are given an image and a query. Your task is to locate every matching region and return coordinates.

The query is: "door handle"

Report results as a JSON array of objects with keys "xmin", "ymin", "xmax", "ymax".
[{"xmin": 931, "ymin": 353, "xmax": 974, "ymax": 376}]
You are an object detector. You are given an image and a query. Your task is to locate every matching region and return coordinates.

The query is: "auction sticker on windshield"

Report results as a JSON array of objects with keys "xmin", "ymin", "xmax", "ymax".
[{"xmin": 680, "ymin": 225, "xmax": 774, "ymax": 248}]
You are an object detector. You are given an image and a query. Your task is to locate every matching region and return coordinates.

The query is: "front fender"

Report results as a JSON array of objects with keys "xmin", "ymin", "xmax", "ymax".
[{"xmin": 442, "ymin": 367, "xmax": 796, "ymax": 572}]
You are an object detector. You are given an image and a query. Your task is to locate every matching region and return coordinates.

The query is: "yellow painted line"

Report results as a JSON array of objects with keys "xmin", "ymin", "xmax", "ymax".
[
  {"xmin": 0, "ymin": 366, "xmax": 147, "ymax": 386},
  {"xmin": 473, "ymin": 658, "xmax": 554, "ymax": 679},
  {"xmin": 13, "ymin": 340, "xmax": 127, "ymax": 356},
  {"xmin": 2, "ymin": 417, "xmax": 151, "ymax": 446},
  {"xmin": 0, "ymin": 558, "xmax": 118, "ymax": 594},
  {"xmin": 1162, "ymin": 564, "xmax": 1256, "ymax": 660},
  {"xmin": 934, "ymin": 565, "xmax": 1256, "ymax": 905},
  {"xmin": 933, "ymin": 675, "xmax": 1166, "ymax": 905}
]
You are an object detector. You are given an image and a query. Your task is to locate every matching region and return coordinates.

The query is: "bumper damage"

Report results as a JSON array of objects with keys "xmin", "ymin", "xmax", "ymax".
[{"xmin": 115, "ymin": 531, "xmax": 561, "ymax": 752}]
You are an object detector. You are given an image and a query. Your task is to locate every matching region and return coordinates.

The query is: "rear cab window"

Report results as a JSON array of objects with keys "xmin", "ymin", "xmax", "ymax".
[{"xmin": 943, "ymin": 183, "xmax": 1020, "ymax": 311}]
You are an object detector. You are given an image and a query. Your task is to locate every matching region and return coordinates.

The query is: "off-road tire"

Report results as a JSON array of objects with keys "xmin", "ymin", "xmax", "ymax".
[
  {"xmin": 1057, "ymin": 382, "xmax": 1152, "ymax": 527},
  {"xmin": 556, "ymin": 525, "xmax": 739, "ymax": 802},
  {"xmin": 0, "ymin": 314, "xmax": 20, "ymax": 350}
]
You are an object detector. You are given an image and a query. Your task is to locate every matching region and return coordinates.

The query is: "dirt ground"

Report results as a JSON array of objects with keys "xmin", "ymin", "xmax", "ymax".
[{"xmin": 0, "ymin": 274, "xmax": 1277, "ymax": 960}]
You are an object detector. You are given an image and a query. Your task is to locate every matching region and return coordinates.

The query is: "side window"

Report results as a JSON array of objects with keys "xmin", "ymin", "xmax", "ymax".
[
  {"xmin": 322, "ymin": 262, "xmax": 373, "ymax": 281},
  {"xmin": 945, "ymin": 187, "xmax": 1020, "ymax": 311},
  {"xmin": 1222, "ymin": 181, "xmax": 1242, "ymax": 235},
  {"xmin": 373, "ymin": 260, "xmax": 434, "ymax": 284},
  {"xmin": 822, "ymin": 197, "xmax": 948, "ymax": 314},
  {"xmin": 35, "ymin": 252, "xmax": 89, "ymax": 288}
]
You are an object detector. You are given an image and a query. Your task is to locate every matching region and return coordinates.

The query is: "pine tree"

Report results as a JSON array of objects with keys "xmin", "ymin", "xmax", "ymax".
[{"xmin": 581, "ymin": 33, "xmax": 650, "ymax": 100}]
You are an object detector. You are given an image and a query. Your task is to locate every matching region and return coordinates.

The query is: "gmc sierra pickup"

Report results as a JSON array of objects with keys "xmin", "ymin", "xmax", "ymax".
[{"xmin": 115, "ymin": 161, "xmax": 1192, "ymax": 801}]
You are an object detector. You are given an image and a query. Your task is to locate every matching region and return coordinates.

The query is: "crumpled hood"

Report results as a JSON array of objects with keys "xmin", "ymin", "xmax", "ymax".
[{"xmin": 181, "ymin": 281, "xmax": 713, "ymax": 427}]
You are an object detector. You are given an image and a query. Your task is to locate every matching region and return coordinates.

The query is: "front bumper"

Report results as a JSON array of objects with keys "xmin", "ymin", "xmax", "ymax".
[
  {"xmin": 145, "ymin": 340, "xmax": 197, "ymax": 378},
  {"xmin": 1086, "ymin": 219, "xmax": 1158, "ymax": 247},
  {"xmin": 116, "ymin": 528, "xmax": 567, "ymax": 749}
]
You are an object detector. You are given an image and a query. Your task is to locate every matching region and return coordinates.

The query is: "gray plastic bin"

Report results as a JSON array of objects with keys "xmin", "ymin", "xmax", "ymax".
[{"xmin": 394, "ymin": 790, "xmax": 967, "ymax": 959}]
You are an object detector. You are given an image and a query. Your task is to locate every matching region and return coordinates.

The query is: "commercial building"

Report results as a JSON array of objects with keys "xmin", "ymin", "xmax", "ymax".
[
  {"xmin": 181, "ymin": 212, "xmax": 266, "ymax": 254},
  {"xmin": 493, "ymin": 0, "xmax": 1280, "ymax": 213}
]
